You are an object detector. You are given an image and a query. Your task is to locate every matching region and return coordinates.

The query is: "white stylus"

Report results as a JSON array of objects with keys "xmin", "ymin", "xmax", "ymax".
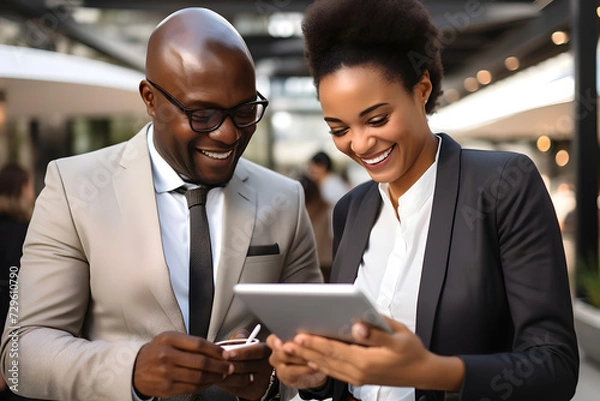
[{"xmin": 246, "ymin": 323, "xmax": 261, "ymax": 344}]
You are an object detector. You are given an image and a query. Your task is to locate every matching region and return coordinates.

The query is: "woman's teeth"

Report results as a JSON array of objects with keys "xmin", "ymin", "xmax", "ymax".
[{"xmin": 362, "ymin": 147, "xmax": 392, "ymax": 165}]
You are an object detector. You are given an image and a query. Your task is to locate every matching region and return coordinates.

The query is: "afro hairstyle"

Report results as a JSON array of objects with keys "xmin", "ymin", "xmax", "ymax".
[{"xmin": 302, "ymin": 0, "xmax": 444, "ymax": 114}]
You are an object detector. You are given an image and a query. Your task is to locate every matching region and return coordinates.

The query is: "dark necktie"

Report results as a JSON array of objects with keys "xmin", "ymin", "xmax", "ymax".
[{"xmin": 184, "ymin": 186, "xmax": 214, "ymax": 338}]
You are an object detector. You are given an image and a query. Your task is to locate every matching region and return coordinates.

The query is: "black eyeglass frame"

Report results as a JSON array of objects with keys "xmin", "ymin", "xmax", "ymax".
[{"xmin": 146, "ymin": 78, "xmax": 269, "ymax": 133}]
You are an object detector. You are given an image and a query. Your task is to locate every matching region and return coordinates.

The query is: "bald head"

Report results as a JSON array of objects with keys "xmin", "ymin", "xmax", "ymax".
[
  {"xmin": 140, "ymin": 7, "xmax": 261, "ymax": 187},
  {"xmin": 146, "ymin": 7, "xmax": 254, "ymax": 79}
]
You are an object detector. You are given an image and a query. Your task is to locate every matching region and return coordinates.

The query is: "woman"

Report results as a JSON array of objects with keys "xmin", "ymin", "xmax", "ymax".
[{"xmin": 267, "ymin": 1, "xmax": 579, "ymax": 400}]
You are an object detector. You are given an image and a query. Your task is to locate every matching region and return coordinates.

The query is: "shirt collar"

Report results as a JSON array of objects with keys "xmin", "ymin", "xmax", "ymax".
[{"xmin": 147, "ymin": 125, "xmax": 186, "ymax": 194}]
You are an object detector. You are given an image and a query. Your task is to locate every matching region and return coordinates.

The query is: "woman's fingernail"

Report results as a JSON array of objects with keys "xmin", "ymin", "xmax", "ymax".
[{"xmin": 355, "ymin": 323, "xmax": 369, "ymax": 339}]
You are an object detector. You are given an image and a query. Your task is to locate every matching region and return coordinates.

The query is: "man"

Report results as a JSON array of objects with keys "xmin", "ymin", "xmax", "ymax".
[{"xmin": 0, "ymin": 8, "xmax": 322, "ymax": 401}]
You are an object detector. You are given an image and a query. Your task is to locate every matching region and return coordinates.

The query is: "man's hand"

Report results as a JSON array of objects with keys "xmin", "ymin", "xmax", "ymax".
[
  {"xmin": 220, "ymin": 342, "xmax": 273, "ymax": 400},
  {"xmin": 133, "ymin": 331, "xmax": 234, "ymax": 398}
]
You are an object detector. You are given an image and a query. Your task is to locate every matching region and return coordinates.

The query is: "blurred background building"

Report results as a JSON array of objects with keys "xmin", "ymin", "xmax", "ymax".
[
  {"xmin": 0, "ymin": 0, "xmax": 593, "ymax": 187},
  {"xmin": 0, "ymin": 0, "xmax": 599, "ymax": 398}
]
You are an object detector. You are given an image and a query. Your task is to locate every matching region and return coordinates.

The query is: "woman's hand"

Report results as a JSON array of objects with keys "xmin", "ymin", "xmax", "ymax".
[
  {"xmin": 290, "ymin": 316, "xmax": 465, "ymax": 391},
  {"xmin": 266, "ymin": 334, "xmax": 328, "ymax": 389}
]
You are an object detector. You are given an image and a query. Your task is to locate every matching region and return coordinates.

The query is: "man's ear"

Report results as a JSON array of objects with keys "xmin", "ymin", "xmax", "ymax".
[{"xmin": 139, "ymin": 80, "xmax": 156, "ymax": 118}]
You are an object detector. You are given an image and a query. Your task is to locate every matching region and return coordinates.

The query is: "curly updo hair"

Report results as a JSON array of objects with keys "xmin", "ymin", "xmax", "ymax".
[{"xmin": 302, "ymin": 0, "xmax": 444, "ymax": 114}]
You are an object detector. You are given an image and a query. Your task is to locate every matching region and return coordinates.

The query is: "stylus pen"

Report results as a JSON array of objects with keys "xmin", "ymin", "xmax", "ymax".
[{"xmin": 246, "ymin": 324, "xmax": 261, "ymax": 344}]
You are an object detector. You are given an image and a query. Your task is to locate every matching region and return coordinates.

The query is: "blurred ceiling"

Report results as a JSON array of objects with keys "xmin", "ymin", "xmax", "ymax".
[
  {"xmin": 0, "ymin": 44, "xmax": 145, "ymax": 118},
  {"xmin": 0, "ymin": 0, "xmax": 585, "ymax": 106}
]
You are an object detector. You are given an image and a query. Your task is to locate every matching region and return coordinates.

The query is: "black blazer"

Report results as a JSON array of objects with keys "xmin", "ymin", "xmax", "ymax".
[{"xmin": 301, "ymin": 134, "xmax": 578, "ymax": 401}]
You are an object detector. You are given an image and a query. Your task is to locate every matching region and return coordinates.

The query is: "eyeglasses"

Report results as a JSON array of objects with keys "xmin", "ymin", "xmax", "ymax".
[{"xmin": 146, "ymin": 79, "xmax": 269, "ymax": 133}]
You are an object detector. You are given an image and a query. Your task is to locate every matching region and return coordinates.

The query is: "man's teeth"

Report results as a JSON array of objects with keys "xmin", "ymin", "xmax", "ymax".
[
  {"xmin": 201, "ymin": 149, "xmax": 233, "ymax": 159},
  {"xmin": 363, "ymin": 147, "xmax": 392, "ymax": 165}
]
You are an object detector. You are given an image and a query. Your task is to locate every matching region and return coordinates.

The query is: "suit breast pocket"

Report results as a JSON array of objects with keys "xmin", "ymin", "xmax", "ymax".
[
  {"xmin": 240, "ymin": 249, "xmax": 282, "ymax": 282},
  {"xmin": 246, "ymin": 243, "xmax": 280, "ymax": 256}
]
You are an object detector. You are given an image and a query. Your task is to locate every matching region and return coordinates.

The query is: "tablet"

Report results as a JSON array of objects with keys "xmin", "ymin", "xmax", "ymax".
[{"xmin": 234, "ymin": 283, "xmax": 392, "ymax": 342}]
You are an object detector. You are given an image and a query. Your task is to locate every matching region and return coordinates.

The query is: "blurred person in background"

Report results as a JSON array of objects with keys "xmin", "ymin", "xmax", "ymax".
[
  {"xmin": 0, "ymin": 163, "xmax": 35, "ymax": 400},
  {"xmin": 551, "ymin": 181, "xmax": 576, "ymax": 286},
  {"xmin": 268, "ymin": 0, "xmax": 578, "ymax": 400},
  {"xmin": 298, "ymin": 174, "xmax": 333, "ymax": 282},
  {"xmin": 551, "ymin": 181, "xmax": 576, "ymax": 233},
  {"xmin": 307, "ymin": 151, "xmax": 350, "ymax": 207},
  {"xmin": 0, "ymin": 7, "xmax": 321, "ymax": 401}
]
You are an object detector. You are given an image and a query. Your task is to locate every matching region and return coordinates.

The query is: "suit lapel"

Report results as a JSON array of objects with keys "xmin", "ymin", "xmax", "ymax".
[
  {"xmin": 416, "ymin": 134, "xmax": 461, "ymax": 349},
  {"xmin": 332, "ymin": 182, "xmax": 381, "ymax": 284},
  {"xmin": 208, "ymin": 160, "xmax": 256, "ymax": 341},
  {"xmin": 113, "ymin": 125, "xmax": 185, "ymax": 332}
]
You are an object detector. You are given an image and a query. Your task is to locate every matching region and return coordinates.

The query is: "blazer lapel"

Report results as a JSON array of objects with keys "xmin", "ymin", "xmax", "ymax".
[
  {"xmin": 416, "ymin": 133, "xmax": 462, "ymax": 349},
  {"xmin": 332, "ymin": 181, "xmax": 381, "ymax": 284},
  {"xmin": 208, "ymin": 160, "xmax": 256, "ymax": 341},
  {"xmin": 113, "ymin": 125, "xmax": 186, "ymax": 332}
]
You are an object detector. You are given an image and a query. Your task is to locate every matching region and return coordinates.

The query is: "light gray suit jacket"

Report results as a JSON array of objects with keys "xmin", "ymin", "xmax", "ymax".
[{"xmin": 0, "ymin": 125, "xmax": 322, "ymax": 401}]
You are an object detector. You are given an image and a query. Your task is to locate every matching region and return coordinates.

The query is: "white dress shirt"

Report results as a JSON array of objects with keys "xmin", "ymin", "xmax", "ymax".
[
  {"xmin": 132, "ymin": 126, "xmax": 228, "ymax": 401},
  {"xmin": 147, "ymin": 126, "xmax": 225, "ymax": 333},
  {"xmin": 351, "ymin": 136, "xmax": 441, "ymax": 401}
]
